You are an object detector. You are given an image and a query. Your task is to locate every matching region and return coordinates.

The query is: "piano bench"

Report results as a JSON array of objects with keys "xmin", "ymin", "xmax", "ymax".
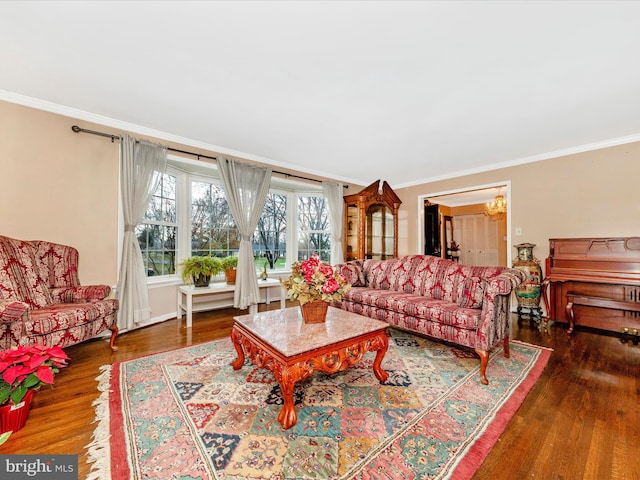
[{"xmin": 565, "ymin": 292, "xmax": 640, "ymax": 334}]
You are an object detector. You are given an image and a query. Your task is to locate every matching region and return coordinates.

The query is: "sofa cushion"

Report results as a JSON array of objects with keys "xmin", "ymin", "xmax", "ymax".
[
  {"xmin": 337, "ymin": 260, "xmax": 365, "ymax": 287},
  {"xmin": 414, "ymin": 257, "xmax": 449, "ymax": 300},
  {"xmin": 345, "ymin": 287, "xmax": 403, "ymax": 309},
  {"xmin": 456, "ymin": 276, "xmax": 485, "ymax": 309},
  {"xmin": 0, "ymin": 236, "xmax": 52, "ymax": 308},
  {"xmin": 377, "ymin": 293, "xmax": 481, "ymax": 330},
  {"xmin": 363, "ymin": 259, "xmax": 398, "ymax": 290},
  {"xmin": 344, "ymin": 288, "xmax": 481, "ymax": 330}
]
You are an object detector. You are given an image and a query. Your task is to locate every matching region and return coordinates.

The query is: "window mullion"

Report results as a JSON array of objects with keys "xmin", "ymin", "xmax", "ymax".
[
  {"xmin": 177, "ymin": 171, "xmax": 190, "ymax": 263},
  {"xmin": 288, "ymin": 191, "xmax": 298, "ymax": 266}
]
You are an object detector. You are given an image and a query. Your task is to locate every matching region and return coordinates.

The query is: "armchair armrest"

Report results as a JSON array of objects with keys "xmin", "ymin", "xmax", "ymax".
[
  {"xmin": 0, "ymin": 299, "xmax": 30, "ymax": 323},
  {"xmin": 50, "ymin": 285, "xmax": 112, "ymax": 303}
]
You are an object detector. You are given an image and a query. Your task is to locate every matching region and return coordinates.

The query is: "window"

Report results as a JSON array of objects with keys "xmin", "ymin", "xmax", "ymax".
[
  {"xmin": 136, "ymin": 158, "xmax": 332, "ymax": 278},
  {"xmin": 297, "ymin": 194, "xmax": 330, "ymax": 262},
  {"xmin": 191, "ymin": 180, "xmax": 240, "ymax": 257},
  {"xmin": 136, "ymin": 172, "xmax": 177, "ymax": 276},
  {"xmin": 254, "ymin": 193, "xmax": 287, "ymax": 270}
]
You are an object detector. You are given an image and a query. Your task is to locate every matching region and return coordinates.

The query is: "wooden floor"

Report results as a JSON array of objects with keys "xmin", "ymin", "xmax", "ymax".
[{"xmin": 1, "ymin": 303, "xmax": 639, "ymax": 480}]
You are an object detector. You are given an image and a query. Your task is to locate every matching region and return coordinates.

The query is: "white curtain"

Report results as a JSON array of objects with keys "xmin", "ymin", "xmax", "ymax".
[
  {"xmin": 323, "ymin": 181, "xmax": 345, "ymax": 264},
  {"xmin": 218, "ymin": 157, "xmax": 271, "ymax": 310},
  {"xmin": 117, "ymin": 134, "xmax": 167, "ymax": 330}
]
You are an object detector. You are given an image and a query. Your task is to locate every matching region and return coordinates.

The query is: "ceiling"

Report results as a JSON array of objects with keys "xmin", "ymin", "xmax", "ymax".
[{"xmin": 2, "ymin": 1, "xmax": 640, "ymax": 188}]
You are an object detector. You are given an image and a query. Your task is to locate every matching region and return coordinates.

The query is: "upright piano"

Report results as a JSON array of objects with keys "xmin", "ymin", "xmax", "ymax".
[{"xmin": 542, "ymin": 237, "xmax": 640, "ymax": 337}]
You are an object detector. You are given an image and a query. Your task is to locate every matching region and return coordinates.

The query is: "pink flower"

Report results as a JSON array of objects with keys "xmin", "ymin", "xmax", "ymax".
[
  {"xmin": 281, "ymin": 254, "xmax": 352, "ymax": 304},
  {"xmin": 322, "ymin": 278, "xmax": 340, "ymax": 294}
]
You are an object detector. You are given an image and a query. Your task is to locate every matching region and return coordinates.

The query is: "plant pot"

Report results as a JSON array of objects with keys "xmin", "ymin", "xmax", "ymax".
[
  {"xmin": 192, "ymin": 274, "xmax": 211, "ymax": 288},
  {"xmin": 0, "ymin": 389, "xmax": 34, "ymax": 434},
  {"xmin": 300, "ymin": 300, "xmax": 329, "ymax": 324},
  {"xmin": 225, "ymin": 268, "xmax": 237, "ymax": 285}
]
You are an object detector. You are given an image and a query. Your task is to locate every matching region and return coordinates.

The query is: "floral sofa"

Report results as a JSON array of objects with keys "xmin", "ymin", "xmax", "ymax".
[
  {"xmin": 0, "ymin": 235, "xmax": 119, "ymax": 350},
  {"xmin": 334, "ymin": 255, "xmax": 527, "ymax": 384}
]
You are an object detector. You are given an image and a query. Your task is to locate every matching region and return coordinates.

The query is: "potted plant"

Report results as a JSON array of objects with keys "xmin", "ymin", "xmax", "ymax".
[
  {"xmin": 281, "ymin": 254, "xmax": 351, "ymax": 323},
  {"xmin": 0, "ymin": 344, "xmax": 69, "ymax": 433},
  {"xmin": 180, "ymin": 255, "xmax": 222, "ymax": 287},
  {"xmin": 221, "ymin": 255, "xmax": 239, "ymax": 285}
]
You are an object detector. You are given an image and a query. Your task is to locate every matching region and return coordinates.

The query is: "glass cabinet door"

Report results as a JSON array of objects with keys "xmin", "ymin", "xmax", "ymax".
[
  {"xmin": 343, "ymin": 180, "xmax": 401, "ymax": 261},
  {"xmin": 345, "ymin": 203, "xmax": 359, "ymax": 261},
  {"xmin": 366, "ymin": 203, "xmax": 393, "ymax": 259}
]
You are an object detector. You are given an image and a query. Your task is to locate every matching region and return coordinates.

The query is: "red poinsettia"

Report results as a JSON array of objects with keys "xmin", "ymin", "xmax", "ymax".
[
  {"xmin": 281, "ymin": 254, "xmax": 350, "ymax": 305},
  {"xmin": 0, "ymin": 344, "xmax": 69, "ymax": 406}
]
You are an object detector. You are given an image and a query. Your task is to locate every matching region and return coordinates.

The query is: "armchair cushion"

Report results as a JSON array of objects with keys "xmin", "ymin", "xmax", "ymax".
[
  {"xmin": 26, "ymin": 300, "xmax": 118, "ymax": 335},
  {"xmin": 50, "ymin": 285, "xmax": 111, "ymax": 304}
]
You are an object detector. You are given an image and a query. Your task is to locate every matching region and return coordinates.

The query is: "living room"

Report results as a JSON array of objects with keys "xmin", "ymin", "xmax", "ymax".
[{"xmin": 1, "ymin": 2, "xmax": 639, "ymax": 479}]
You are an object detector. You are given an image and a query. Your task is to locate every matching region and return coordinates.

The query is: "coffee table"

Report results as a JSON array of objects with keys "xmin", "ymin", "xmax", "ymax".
[{"xmin": 230, "ymin": 306, "xmax": 389, "ymax": 429}]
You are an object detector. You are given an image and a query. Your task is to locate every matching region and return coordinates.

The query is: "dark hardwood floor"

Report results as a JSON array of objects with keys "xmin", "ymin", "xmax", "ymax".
[{"xmin": 1, "ymin": 304, "xmax": 639, "ymax": 479}]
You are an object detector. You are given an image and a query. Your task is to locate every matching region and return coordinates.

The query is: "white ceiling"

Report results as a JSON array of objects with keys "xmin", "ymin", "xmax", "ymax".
[{"xmin": 2, "ymin": 1, "xmax": 640, "ymax": 188}]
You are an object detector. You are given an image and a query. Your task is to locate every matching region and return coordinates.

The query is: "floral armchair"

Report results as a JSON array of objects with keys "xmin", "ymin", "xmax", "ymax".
[{"xmin": 0, "ymin": 235, "xmax": 118, "ymax": 350}]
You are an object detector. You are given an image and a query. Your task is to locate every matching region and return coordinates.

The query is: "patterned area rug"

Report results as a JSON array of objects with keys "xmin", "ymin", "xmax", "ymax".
[{"xmin": 87, "ymin": 330, "xmax": 551, "ymax": 480}]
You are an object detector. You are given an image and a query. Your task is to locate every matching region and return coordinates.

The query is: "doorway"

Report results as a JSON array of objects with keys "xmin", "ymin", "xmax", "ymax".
[{"xmin": 417, "ymin": 182, "xmax": 511, "ymax": 267}]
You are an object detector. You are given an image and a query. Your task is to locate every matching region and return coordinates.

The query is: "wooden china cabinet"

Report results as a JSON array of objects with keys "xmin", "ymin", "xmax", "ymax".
[{"xmin": 343, "ymin": 180, "xmax": 402, "ymax": 261}]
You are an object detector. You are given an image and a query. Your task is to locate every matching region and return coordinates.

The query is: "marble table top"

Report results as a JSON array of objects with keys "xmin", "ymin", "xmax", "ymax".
[{"xmin": 233, "ymin": 306, "xmax": 388, "ymax": 357}]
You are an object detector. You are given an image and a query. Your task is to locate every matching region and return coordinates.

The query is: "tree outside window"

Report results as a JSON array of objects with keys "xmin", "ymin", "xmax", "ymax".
[
  {"xmin": 255, "ymin": 193, "xmax": 287, "ymax": 270},
  {"xmin": 136, "ymin": 163, "xmax": 332, "ymax": 277},
  {"xmin": 298, "ymin": 195, "xmax": 330, "ymax": 262},
  {"xmin": 136, "ymin": 172, "xmax": 177, "ymax": 276},
  {"xmin": 191, "ymin": 181, "xmax": 240, "ymax": 257}
]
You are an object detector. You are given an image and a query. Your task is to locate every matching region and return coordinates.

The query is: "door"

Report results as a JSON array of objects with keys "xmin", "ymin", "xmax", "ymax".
[
  {"xmin": 456, "ymin": 214, "xmax": 499, "ymax": 266},
  {"xmin": 424, "ymin": 204, "xmax": 440, "ymax": 256}
]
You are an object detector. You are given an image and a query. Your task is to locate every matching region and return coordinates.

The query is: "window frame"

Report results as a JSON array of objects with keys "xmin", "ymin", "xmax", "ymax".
[{"xmin": 139, "ymin": 155, "xmax": 331, "ymax": 284}]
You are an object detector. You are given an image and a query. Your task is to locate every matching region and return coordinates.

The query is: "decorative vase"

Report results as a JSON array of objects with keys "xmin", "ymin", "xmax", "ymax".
[
  {"xmin": 300, "ymin": 300, "xmax": 329, "ymax": 324},
  {"xmin": 513, "ymin": 243, "xmax": 543, "ymax": 320},
  {"xmin": 0, "ymin": 390, "xmax": 34, "ymax": 434},
  {"xmin": 192, "ymin": 274, "xmax": 211, "ymax": 288},
  {"xmin": 225, "ymin": 268, "xmax": 237, "ymax": 285}
]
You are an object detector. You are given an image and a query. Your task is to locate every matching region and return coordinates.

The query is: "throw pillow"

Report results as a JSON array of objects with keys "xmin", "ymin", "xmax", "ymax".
[
  {"xmin": 338, "ymin": 260, "xmax": 365, "ymax": 287},
  {"xmin": 457, "ymin": 276, "xmax": 485, "ymax": 309}
]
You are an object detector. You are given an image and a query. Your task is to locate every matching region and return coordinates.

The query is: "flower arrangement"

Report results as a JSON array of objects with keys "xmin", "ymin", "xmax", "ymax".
[
  {"xmin": 0, "ymin": 344, "xmax": 69, "ymax": 406},
  {"xmin": 281, "ymin": 254, "xmax": 351, "ymax": 305}
]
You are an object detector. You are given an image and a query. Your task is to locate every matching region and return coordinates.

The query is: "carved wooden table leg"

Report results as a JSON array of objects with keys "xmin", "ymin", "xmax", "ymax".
[
  {"xmin": 275, "ymin": 363, "xmax": 313, "ymax": 430},
  {"xmin": 230, "ymin": 327, "xmax": 245, "ymax": 370},
  {"xmin": 372, "ymin": 332, "xmax": 389, "ymax": 382}
]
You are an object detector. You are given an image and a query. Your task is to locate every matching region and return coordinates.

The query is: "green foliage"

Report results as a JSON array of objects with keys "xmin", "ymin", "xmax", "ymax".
[
  {"xmin": 179, "ymin": 256, "xmax": 222, "ymax": 283},
  {"xmin": 221, "ymin": 255, "xmax": 239, "ymax": 271},
  {"xmin": 0, "ymin": 431, "xmax": 12, "ymax": 446}
]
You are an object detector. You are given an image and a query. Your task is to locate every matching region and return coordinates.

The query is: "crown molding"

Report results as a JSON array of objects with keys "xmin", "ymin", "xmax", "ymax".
[
  {"xmin": 0, "ymin": 90, "xmax": 363, "ymax": 187},
  {"xmin": 393, "ymin": 133, "xmax": 640, "ymax": 189}
]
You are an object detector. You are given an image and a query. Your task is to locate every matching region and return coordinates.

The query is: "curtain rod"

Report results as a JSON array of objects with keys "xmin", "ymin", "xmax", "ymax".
[{"xmin": 71, "ymin": 125, "xmax": 345, "ymax": 187}]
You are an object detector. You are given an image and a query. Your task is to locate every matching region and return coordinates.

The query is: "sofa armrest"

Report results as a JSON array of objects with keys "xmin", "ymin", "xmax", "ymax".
[
  {"xmin": 0, "ymin": 299, "xmax": 30, "ymax": 323},
  {"xmin": 484, "ymin": 269, "xmax": 528, "ymax": 297},
  {"xmin": 475, "ymin": 268, "xmax": 527, "ymax": 351},
  {"xmin": 50, "ymin": 285, "xmax": 112, "ymax": 303}
]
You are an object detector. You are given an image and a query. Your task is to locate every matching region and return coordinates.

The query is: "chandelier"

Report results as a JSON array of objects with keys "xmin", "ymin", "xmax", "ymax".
[{"xmin": 485, "ymin": 193, "xmax": 507, "ymax": 220}]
